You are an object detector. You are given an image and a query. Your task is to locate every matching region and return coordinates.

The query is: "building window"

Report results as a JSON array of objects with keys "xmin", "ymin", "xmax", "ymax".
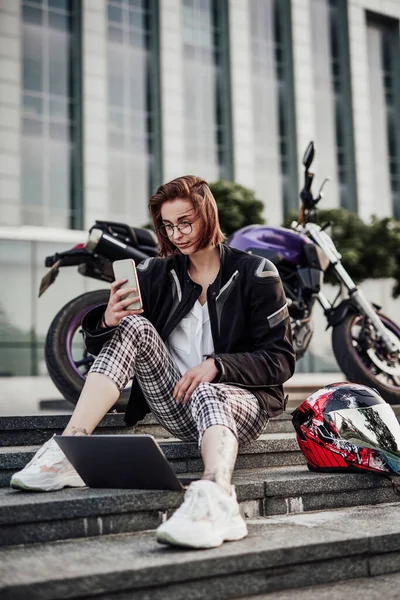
[
  {"xmin": 182, "ymin": 0, "xmax": 233, "ymax": 181},
  {"xmin": 107, "ymin": 0, "xmax": 161, "ymax": 225},
  {"xmin": 21, "ymin": 0, "xmax": 82, "ymax": 229},
  {"xmin": 250, "ymin": 0, "xmax": 297, "ymax": 217},
  {"xmin": 367, "ymin": 13, "xmax": 400, "ymax": 219},
  {"xmin": 310, "ymin": 0, "xmax": 357, "ymax": 211},
  {"xmin": 0, "ymin": 238, "xmax": 106, "ymax": 377}
]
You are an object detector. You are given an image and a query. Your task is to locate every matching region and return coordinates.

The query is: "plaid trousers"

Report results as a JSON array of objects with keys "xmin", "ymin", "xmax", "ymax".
[{"xmin": 89, "ymin": 315, "xmax": 268, "ymax": 446}]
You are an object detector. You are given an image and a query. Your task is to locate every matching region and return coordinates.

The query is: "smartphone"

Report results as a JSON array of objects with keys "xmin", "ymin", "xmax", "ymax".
[{"xmin": 112, "ymin": 258, "xmax": 143, "ymax": 311}]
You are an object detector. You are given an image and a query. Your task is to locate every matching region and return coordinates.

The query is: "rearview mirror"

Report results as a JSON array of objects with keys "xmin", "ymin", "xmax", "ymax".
[{"xmin": 302, "ymin": 142, "xmax": 314, "ymax": 169}]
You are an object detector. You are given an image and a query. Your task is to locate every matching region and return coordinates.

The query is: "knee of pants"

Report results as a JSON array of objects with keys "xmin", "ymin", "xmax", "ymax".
[
  {"xmin": 118, "ymin": 314, "xmax": 152, "ymax": 339},
  {"xmin": 190, "ymin": 382, "xmax": 225, "ymax": 415}
]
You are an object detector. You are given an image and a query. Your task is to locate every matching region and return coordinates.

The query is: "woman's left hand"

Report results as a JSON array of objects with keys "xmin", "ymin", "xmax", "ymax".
[{"xmin": 173, "ymin": 358, "xmax": 218, "ymax": 405}]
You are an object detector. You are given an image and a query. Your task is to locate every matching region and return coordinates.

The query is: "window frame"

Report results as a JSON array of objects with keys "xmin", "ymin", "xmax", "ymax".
[{"xmin": 21, "ymin": 0, "xmax": 83, "ymax": 230}]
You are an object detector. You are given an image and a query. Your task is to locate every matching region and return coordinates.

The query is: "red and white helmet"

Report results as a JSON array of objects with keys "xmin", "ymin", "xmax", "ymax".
[{"xmin": 292, "ymin": 382, "xmax": 400, "ymax": 474}]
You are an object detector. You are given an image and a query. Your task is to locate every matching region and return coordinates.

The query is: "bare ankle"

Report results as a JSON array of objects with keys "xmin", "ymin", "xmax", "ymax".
[
  {"xmin": 63, "ymin": 427, "xmax": 89, "ymax": 436},
  {"xmin": 202, "ymin": 472, "xmax": 231, "ymax": 495}
]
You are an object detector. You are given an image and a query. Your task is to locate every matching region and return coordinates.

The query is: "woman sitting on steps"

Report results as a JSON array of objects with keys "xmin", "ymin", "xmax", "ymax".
[{"xmin": 11, "ymin": 175, "xmax": 295, "ymax": 550}]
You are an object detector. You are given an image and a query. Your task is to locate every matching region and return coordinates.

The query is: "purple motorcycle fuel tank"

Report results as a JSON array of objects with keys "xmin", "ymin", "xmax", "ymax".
[{"xmin": 228, "ymin": 225, "xmax": 311, "ymax": 265}]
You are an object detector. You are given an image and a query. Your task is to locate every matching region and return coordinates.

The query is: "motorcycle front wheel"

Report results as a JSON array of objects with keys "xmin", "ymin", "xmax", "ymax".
[
  {"xmin": 332, "ymin": 311, "xmax": 400, "ymax": 404},
  {"xmin": 45, "ymin": 290, "xmax": 131, "ymax": 412}
]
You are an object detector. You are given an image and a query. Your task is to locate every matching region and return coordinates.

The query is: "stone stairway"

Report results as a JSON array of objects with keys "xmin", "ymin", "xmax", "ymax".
[
  {"xmin": 1, "ymin": 400, "xmax": 400, "ymax": 598},
  {"xmin": 1, "ymin": 502, "xmax": 400, "ymax": 599}
]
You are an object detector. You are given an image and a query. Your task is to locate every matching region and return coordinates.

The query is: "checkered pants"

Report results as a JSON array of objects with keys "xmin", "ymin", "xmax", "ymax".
[{"xmin": 89, "ymin": 315, "xmax": 268, "ymax": 446}]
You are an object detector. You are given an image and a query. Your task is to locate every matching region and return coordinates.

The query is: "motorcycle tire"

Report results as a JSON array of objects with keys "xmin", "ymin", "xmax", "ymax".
[
  {"xmin": 332, "ymin": 310, "xmax": 400, "ymax": 405},
  {"xmin": 45, "ymin": 290, "xmax": 130, "ymax": 412}
]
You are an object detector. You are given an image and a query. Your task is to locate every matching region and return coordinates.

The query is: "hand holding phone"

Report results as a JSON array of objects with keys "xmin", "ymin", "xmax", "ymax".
[
  {"xmin": 112, "ymin": 259, "xmax": 143, "ymax": 311},
  {"xmin": 103, "ymin": 259, "xmax": 144, "ymax": 327}
]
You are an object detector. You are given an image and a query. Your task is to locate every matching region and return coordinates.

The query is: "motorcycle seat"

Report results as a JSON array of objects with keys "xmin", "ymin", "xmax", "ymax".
[
  {"xmin": 93, "ymin": 220, "xmax": 158, "ymax": 250},
  {"xmin": 132, "ymin": 227, "xmax": 158, "ymax": 248}
]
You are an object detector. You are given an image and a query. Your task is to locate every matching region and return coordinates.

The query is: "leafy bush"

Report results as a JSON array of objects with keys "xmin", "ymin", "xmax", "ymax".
[{"xmin": 209, "ymin": 180, "xmax": 265, "ymax": 236}]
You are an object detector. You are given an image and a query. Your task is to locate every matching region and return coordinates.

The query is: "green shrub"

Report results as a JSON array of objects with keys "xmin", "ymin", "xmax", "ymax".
[{"xmin": 209, "ymin": 180, "xmax": 265, "ymax": 236}]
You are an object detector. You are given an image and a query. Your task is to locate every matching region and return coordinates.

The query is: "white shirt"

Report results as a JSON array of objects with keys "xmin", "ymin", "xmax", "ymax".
[{"xmin": 167, "ymin": 301, "xmax": 214, "ymax": 375}]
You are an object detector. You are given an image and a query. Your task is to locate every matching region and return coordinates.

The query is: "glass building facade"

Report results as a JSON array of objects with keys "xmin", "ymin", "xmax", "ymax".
[
  {"xmin": 250, "ymin": 0, "xmax": 297, "ymax": 215},
  {"xmin": 182, "ymin": 0, "xmax": 233, "ymax": 181},
  {"xmin": 0, "ymin": 0, "xmax": 400, "ymax": 381},
  {"xmin": 310, "ymin": 0, "xmax": 357, "ymax": 211},
  {"xmin": 0, "ymin": 237, "xmax": 102, "ymax": 378},
  {"xmin": 107, "ymin": 0, "xmax": 161, "ymax": 223},
  {"xmin": 367, "ymin": 12, "xmax": 400, "ymax": 219},
  {"xmin": 21, "ymin": 0, "xmax": 82, "ymax": 229}
]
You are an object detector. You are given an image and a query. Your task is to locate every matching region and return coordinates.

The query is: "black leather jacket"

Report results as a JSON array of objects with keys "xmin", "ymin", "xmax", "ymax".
[{"xmin": 81, "ymin": 244, "xmax": 295, "ymax": 426}]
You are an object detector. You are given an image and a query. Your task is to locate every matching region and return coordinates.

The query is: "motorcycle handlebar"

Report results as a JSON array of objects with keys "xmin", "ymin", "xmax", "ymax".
[
  {"xmin": 296, "ymin": 146, "xmax": 331, "ymax": 224},
  {"xmin": 299, "ymin": 169, "xmax": 320, "ymax": 211},
  {"xmin": 304, "ymin": 171, "xmax": 314, "ymax": 192}
]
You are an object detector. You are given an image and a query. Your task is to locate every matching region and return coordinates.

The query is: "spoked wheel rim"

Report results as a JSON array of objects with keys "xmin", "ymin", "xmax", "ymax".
[{"xmin": 350, "ymin": 314, "xmax": 400, "ymax": 389}]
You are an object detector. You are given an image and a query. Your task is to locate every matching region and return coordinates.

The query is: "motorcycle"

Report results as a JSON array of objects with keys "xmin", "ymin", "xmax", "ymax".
[
  {"xmin": 40, "ymin": 142, "xmax": 400, "ymax": 410},
  {"xmin": 229, "ymin": 142, "xmax": 400, "ymax": 404}
]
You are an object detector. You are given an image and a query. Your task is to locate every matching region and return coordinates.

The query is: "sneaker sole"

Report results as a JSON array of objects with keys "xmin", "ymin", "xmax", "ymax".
[
  {"xmin": 10, "ymin": 473, "xmax": 85, "ymax": 492},
  {"xmin": 156, "ymin": 516, "xmax": 248, "ymax": 549}
]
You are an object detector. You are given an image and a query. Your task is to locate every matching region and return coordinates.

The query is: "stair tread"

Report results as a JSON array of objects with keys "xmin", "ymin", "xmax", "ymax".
[
  {"xmin": 0, "ymin": 432, "xmax": 298, "ymax": 463},
  {"xmin": 0, "ymin": 413, "xmax": 127, "ymax": 429},
  {"xmin": 0, "ymin": 465, "xmax": 395, "ymax": 525},
  {"xmin": 0, "ymin": 432, "xmax": 294, "ymax": 451},
  {"xmin": 243, "ymin": 572, "xmax": 400, "ymax": 600},
  {"xmin": 0, "ymin": 411, "xmax": 294, "ymax": 429},
  {"xmin": 0, "ymin": 445, "xmax": 41, "ymax": 454},
  {"xmin": 0, "ymin": 502, "xmax": 399, "ymax": 597}
]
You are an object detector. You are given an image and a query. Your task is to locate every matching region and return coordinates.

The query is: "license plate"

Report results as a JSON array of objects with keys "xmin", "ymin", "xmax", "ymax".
[{"xmin": 38, "ymin": 260, "xmax": 61, "ymax": 297}]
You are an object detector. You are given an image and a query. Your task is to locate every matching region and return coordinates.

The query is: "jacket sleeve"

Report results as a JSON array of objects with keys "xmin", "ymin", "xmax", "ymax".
[
  {"xmin": 213, "ymin": 262, "xmax": 295, "ymax": 387},
  {"xmin": 81, "ymin": 304, "xmax": 119, "ymax": 357}
]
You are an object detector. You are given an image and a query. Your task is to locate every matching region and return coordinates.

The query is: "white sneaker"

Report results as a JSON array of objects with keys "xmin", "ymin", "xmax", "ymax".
[
  {"xmin": 10, "ymin": 436, "xmax": 85, "ymax": 492},
  {"xmin": 156, "ymin": 480, "xmax": 248, "ymax": 549}
]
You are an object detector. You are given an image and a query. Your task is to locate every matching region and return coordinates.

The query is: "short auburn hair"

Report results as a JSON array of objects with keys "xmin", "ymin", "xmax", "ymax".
[{"xmin": 148, "ymin": 175, "xmax": 225, "ymax": 258}]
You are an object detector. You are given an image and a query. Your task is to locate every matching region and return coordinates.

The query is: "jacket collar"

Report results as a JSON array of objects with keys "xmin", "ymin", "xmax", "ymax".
[{"xmin": 178, "ymin": 243, "xmax": 229, "ymax": 286}]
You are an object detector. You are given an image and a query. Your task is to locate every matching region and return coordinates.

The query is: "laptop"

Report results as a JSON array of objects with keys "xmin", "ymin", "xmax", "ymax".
[{"xmin": 55, "ymin": 434, "xmax": 194, "ymax": 491}]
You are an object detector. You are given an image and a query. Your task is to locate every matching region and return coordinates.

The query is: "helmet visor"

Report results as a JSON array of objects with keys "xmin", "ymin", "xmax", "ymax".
[{"xmin": 329, "ymin": 404, "xmax": 400, "ymax": 472}]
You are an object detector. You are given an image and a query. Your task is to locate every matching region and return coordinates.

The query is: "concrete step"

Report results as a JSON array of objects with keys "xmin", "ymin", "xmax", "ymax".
[
  {"xmin": 242, "ymin": 572, "xmax": 400, "ymax": 599},
  {"xmin": 136, "ymin": 412, "xmax": 295, "ymax": 436},
  {"xmin": 1, "ymin": 465, "xmax": 398, "ymax": 548},
  {"xmin": 0, "ymin": 432, "xmax": 304, "ymax": 487},
  {"xmin": 0, "ymin": 414, "xmax": 136, "ymax": 447},
  {"xmin": 1, "ymin": 502, "xmax": 399, "ymax": 599},
  {"xmin": 0, "ymin": 412, "xmax": 295, "ymax": 446}
]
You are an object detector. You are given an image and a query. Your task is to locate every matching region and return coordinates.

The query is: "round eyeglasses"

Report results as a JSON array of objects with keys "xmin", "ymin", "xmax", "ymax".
[{"xmin": 158, "ymin": 217, "xmax": 199, "ymax": 238}]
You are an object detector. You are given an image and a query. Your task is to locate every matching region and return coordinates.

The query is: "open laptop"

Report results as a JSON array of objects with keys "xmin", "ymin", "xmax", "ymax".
[{"xmin": 55, "ymin": 435, "xmax": 194, "ymax": 490}]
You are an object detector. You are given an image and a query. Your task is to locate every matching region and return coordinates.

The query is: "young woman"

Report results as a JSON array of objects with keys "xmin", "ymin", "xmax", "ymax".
[{"xmin": 11, "ymin": 176, "xmax": 295, "ymax": 549}]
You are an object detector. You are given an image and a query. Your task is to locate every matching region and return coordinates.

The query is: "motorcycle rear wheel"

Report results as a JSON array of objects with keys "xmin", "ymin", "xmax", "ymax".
[
  {"xmin": 332, "ymin": 311, "xmax": 400, "ymax": 404},
  {"xmin": 45, "ymin": 290, "xmax": 130, "ymax": 412}
]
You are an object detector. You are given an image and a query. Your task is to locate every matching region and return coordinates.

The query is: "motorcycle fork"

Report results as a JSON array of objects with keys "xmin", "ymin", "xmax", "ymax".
[
  {"xmin": 318, "ymin": 264, "xmax": 400, "ymax": 354},
  {"xmin": 316, "ymin": 291, "xmax": 332, "ymax": 314},
  {"xmin": 349, "ymin": 289, "xmax": 400, "ymax": 354}
]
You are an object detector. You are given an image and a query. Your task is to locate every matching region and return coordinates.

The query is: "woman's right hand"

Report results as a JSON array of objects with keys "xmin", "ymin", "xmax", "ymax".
[{"xmin": 102, "ymin": 279, "xmax": 144, "ymax": 327}]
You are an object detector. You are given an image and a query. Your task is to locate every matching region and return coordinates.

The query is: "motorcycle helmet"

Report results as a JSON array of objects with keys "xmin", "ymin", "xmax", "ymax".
[{"xmin": 292, "ymin": 382, "xmax": 400, "ymax": 475}]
